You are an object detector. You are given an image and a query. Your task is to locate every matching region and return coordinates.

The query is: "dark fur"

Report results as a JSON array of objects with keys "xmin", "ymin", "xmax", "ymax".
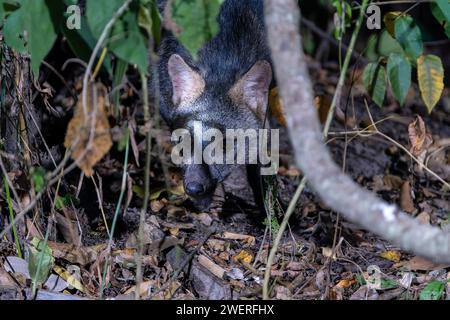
[{"xmin": 157, "ymin": 0, "xmax": 272, "ymax": 211}]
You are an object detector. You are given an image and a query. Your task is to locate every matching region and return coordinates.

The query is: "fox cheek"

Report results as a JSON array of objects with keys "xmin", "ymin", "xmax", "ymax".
[
  {"xmin": 228, "ymin": 60, "xmax": 272, "ymax": 120},
  {"xmin": 168, "ymin": 54, "xmax": 205, "ymax": 107}
]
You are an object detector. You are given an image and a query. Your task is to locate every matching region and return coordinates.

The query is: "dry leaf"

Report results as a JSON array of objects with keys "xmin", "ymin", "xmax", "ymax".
[
  {"xmin": 221, "ymin": 232, "xmax": 255, "ymax": 246},
  {"xmin": 64, "ymin": 83, "xmax": 112, "ymax": 177},
  {"xmin": 207, "ymin": 239, "xmax": 226, "ymax": 251},
  {"xmin": 383, "ymin": 175, "xmax": 404, "ymax": 190},
  {"xmin": 380, "ymin": 250, "xmax": 401, "ymax": 262},
  {"xmin": 416, "ymin": 212, "xmax": 431, "ymax": 225},
  {"xmin": 402, "ymin": 256, "xmax": 450, "ymax": 271},
  {"xmin": 322, "ymin": 247, "xmax": 336, "ymax": 260},
  {"xmin": 150, "ymin": 199, "xmax": 166, "ymax": 213},
  {"xmin": 269, "ymin": 87, "xmax": 286, "ymax": 127},
  {"xmin": 315, "ymin": 95, "xmax": 332, "ymax": 124},
  {"xmin": 400, "ymin": 181, "xmax": 415, "ymax": 213},
  {"xmin": 233, "ymin": 250, "xmax": 253, "ymax": 264},
  {"xmin": 53, "ymin": 265, "xmax": 85, "ymax": 293},
  {"xmin": 335, "ymin": 278, "xmax": 356, "ymax": 289},
  {"xmin": 408, "ymin": 116, "xmax": 433, "ymax": 158},
  {"xmin": 278, "ymin": 166, "xmax": 301, "ymax": 177},
  {"xmin": 198, "ymin": 255, "xmax": 226, "ymax": 279},
  {"xmin": 193, "ymin": 213, "xmax": 213, "ymax": 226},
  {"xmin": 55, "ymin": 211, "xmax": 80, "ymax": 245},
  {"xmin": 48, "ymin": 241, "xmax": 107, "ymax": 266},
  {"xmin": 124, "ymin": 280, "xmax": 155, "ymax": 297}
]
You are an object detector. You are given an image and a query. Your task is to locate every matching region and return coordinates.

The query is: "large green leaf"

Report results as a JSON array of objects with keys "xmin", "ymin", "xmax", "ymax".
[
  {"xmin": 431, "ymin": 0, "xmax": 450, "ymax": 39},
  {"xmin": 171, "ymin": 0, "xmax": 223, "ymax": 58},
  {"xmin": 138, "ymin": 0, "xmax": 162, "ymax": 45},
  {"xmin": 108, "ymin": 10, "xmax": 148, "ymax": 73},
  {"xmin": 363, "ymin": 62, "xmax": 387, "ymax": 107},
  {"xmin": 378, "ymin": 30, "xmax": 404, "ymax": 57},
  {"xmin": 86, "ymin": 0, "xmax": 148, "ymax": 73},
  {"xmin": 3, "ymin": 0, "xmax": 58, "ymax": 75},
  {"xmin": 28, "ymin": 237, "xmax": 55, "ymax": 288},
  {"xmin": 0, "ymin": 3, "xmax": 4, "ymax": 26},
  {"xmin": 432, "ymin": 0, "xmax": 450, "ymax": 23},
  {"xmin": 62, "ymin": 15, "xmax": 113, "ymax": 75},
  {"xmin": 419, "ymin": 280, "xmax": 445, "ymax": 300},
  {"xmin": 0, "ymin": 1, "xmax": 21, "ymax": 27},
  {"xmin": 394, "ymin": 15, "xmax": 423, "ymax": 61},
  {"xmin": 387, "ymin": 53, "xmax": 411, "ymax": 106},
  {"xmin": 86, "ymin": 0, "xmax": 123, "ymax": 39}
]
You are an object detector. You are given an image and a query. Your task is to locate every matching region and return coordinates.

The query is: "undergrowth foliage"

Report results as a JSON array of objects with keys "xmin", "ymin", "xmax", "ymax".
[
  {"xmin": 0, "ymin": 0, "xmax": 222, "ymax": 75},
  {"xmin": 0, "ymin": 0, "xmax": 449, "ymax": 300},
  {"xmin": 361, "ymin": 1, "xmax": 449, "ymax": 112}
]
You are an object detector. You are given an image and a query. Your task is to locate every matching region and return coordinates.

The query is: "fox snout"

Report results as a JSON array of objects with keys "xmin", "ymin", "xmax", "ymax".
[{"xmin": 183, "ymin": 164, "xmax": 218, "ymax": 209}]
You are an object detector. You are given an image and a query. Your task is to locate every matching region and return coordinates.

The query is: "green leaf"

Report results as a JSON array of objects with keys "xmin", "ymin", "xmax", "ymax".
[
  {"xmin": 31, "ymin": 167, "xmax": 46, "ymax": 193},
  {"xmin": 394, "ymin": 15, "xmax": 423, "ymax": 60},
  {"xmin": 0, "ymin": 4, "xmax": 5, "ymax": 26},
  {"xmin": 383, "ymin": 11, "xmax": 402, "ymax": 38},
  {"xmin": 363, "ymin": 62, "xmax": 387, "ymax": 107},
  {"xmin": 419, "ymin": 280, "xmax": 445, "ymax": 300},
  {"xmin": 431, "ymin": 0, "xmax": 450, "ymax": 39},
  {"xmin": 417, "ymin": 54, "xmax": 445, "ymax": 113},
  {"xmin": 62, "ymin": 19, "xmax": 113, "ymax": 75},
  {"xmin": 86, "ymin": 0, "xmax": 123, "ymax": 39},
  {"xmin": 112, "ymin": 58, "xmax": 129, "ymax": 116},
  {"xmin": 150, "ymin": 0, "xmax": 162, "ymax": 45},
  {"xmin": 117, "ymin": 127, "xmax": 130, "ymax": 152},
  {"xmin": 0, "ymin": 0, "xmax": 20, "ymax": 26},
  {"xmin": 378, "ymin": 30, "xmax": 404, "ymax": 57},
  {"xmin": 431, "ymin": 0, "xmax": 450, "ymax": 24},
  {"xmin": 387, "ymin": 53, "xmax": 411, "ymax": 106},
  {"xmin": 86, "ymin": 0, "xmax": 148, "ymax": 73},
  {"xmin": 55, "ymin": 194, "xmax": 79, "ymax": 210},
  {"xmin": 109, "ymin": 10, "xmax": 149, "ymax": 73},
  {"xmin": 365, "ymin": 34, "xmax": 379, "ymax": 62},
  {"xmin": 171, "ymin": 0, "xmax": 223, "ymax": 58},
  {"xmin": 3, "ymin": 0, "xmax": 58, "ymax": 76},
  {"xmin": 138, "ymin": 3, "xmax": 153, "ymax": 38},
  {"xmin": 380, "ymin": 278, "xmax": 398, "ymax": 290},
  {"xmin": 28, "ymin": 237, "xmax": 54, "ymax": 287}
]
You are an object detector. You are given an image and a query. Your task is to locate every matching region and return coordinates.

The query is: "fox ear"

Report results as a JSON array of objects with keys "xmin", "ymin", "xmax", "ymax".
[
  {"xmin": 229, "ymin": 60, "xmax": 272, "ymax": 118},
  {"xmin": 168, "ymin": 54, "xmax": 205, "ymax": 106}
]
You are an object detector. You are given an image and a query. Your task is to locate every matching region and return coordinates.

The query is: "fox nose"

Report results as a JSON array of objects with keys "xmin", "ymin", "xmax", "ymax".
[{"xmin": 185, "ymin": 182, "xmax": 206, "ymax": 196}]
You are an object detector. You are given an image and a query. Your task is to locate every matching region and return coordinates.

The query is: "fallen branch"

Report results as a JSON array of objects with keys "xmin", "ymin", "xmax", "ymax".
[{"xmin": 264, "ymin": 0, "xmax": 450, "ymax": 271}]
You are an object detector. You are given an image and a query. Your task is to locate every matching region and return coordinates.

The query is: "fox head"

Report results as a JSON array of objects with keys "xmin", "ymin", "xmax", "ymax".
[{"xmin": 161, "ymin": 53, "xmax": 273, "ymax": 209}]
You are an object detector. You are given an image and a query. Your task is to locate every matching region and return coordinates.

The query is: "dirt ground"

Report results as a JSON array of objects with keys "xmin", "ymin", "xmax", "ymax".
[{"xmin": 1, "ymin": 50, "xmax": 450, "ymax": 300}]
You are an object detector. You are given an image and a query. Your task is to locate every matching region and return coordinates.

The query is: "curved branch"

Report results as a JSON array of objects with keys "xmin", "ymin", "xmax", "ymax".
[{"xmin": 264, "ymin": 0, "xmax": 450, "ymax": 263}]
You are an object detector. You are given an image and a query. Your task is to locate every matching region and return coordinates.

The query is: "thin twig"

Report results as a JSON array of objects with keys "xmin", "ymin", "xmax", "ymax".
[{"xmin": 135, "ymin": 70, "xmax": 152, "ymax": 300}]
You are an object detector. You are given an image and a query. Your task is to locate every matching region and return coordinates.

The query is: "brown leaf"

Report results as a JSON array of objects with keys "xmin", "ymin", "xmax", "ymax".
[
  {"xmin": 64, "ymin": 83, "xmax": 112, "ymax": 177},
  {"xmin": 198, "ymin": 255, "xmax": 226, "ymax": 279},
  {"xmin": 383, "ymin": 175, "xmax": 404, "ymax": 190},
  {"xmin": 400, "ymin": 181, "xmax": 415, "ymax": 213},
  {"xmin": 402, "ymin": 256, "xmax": 450, "ymax": 271},
  {"xmin": 48, "ymin": 241, "xmax": 107, "ymax": 266},
  {"xmin": 221, "ymin": 232, "xmax": 255, "ymax": 246},
  {"xmin": 408, "ymin": 116, "xmax": 433, "ymax": 157},
  {"xmin": 269, "ymin": 87, "xmax": 287, "ymax": 127},
  {"xmin": 335, "ymin": 278, "xmax": 356, "ymax": 289},
  {"xmin": 416, "ymin": 211, "xmax": 430, "ymax": 225},
  {"xmin": 55, "ymin": 211, "xmax": 80, "ymax": 245}
]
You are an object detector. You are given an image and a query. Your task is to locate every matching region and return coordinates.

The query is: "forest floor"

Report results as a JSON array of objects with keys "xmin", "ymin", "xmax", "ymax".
[{"xmin": 1, "ymin": 53, "xmax": 450, "ymax": 300}]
